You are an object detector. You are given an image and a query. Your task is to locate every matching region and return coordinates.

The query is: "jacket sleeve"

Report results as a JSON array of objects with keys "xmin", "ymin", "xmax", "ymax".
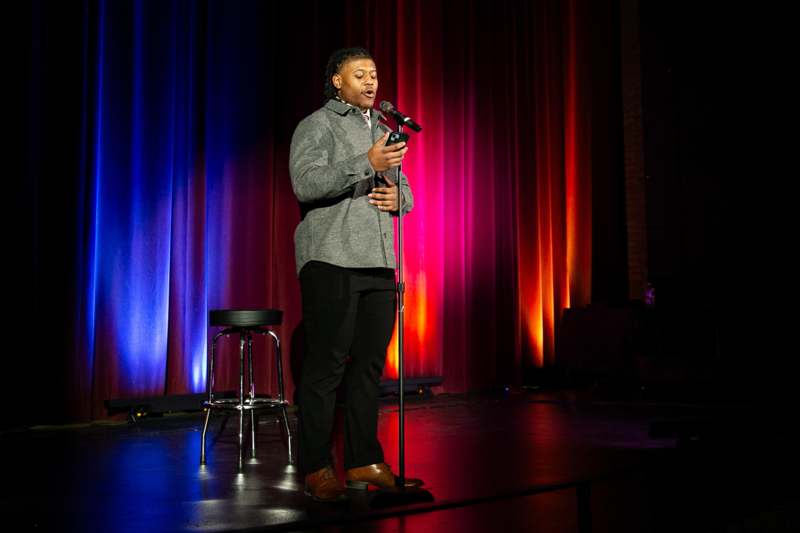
[{"xmin": 289, "ymin": 116, "xmax": 375, "ymax": 202}]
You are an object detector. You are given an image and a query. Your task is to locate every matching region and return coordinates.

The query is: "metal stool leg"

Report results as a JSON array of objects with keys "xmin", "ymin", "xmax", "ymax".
[
  {"xmin": 247, "ymin": 331, "xmax": 257, "ymax": 458},
  {"xmin": 269, "ymin": 330, "xmax": 294, "ymax": 465},
  {"xmin": 201, "ymin": 331, "xmax": 224, "ymax": 465},
  {"xmin": 238, "ymin": 331, "xmax": 245, "ymax": 471},
  {"xmin": 200, "ymin": 408, "xmax": 212, "ymax": 466}
]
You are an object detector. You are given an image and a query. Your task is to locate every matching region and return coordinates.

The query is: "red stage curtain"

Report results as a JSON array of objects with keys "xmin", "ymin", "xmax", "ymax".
[{"xmin": 27, "ymin": 0, "xmax": 609, "ymax": 421}]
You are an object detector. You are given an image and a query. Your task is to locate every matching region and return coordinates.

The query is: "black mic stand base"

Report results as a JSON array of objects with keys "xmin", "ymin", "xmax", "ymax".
[{"xmin": 369, "ymin": 485, "xmax": 435, "ymax": 508}]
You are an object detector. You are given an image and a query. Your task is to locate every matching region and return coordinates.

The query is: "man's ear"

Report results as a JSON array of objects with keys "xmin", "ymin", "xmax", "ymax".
[{"xmin": 332, "ymin": 74, "xmax": 341, "ymax": 90}]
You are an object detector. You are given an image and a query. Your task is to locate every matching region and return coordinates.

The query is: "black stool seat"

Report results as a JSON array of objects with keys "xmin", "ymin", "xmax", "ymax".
[{"xmin": 209, "ymin": 309, "xmax": 282, "ymax": 328}]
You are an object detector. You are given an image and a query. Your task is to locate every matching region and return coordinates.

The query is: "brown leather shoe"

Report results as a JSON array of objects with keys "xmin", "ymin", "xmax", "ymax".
[
  {"xmin": 345, "ymin": 462, "xmax": 425, "ymax": 491},
  {"xmin": 304, "ymin": 466, "xmax": 347, "ymax": 502}
]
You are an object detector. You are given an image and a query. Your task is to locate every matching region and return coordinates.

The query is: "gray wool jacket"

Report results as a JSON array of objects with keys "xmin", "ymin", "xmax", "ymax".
[{"xmin": 289, "ymin": 98, "xmax": 414, "ymax": 276}]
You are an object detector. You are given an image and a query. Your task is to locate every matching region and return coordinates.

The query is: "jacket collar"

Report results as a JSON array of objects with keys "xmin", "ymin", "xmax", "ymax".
[{"xmin": 324, "ymin": 98, "xmax": 386, "ymax": 122}]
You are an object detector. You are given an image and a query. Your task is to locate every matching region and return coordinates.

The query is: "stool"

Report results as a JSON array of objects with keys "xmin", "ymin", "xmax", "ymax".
[{"xmin": 200, "ymin": 309, "xmax": 294, "ymax": 470}]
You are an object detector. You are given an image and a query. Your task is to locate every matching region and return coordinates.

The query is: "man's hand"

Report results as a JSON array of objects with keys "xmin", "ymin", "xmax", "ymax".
[
  {"xmin": 369, "ymin": 175, "xmax": 400, "ymax": 212},
  {"xmin": 368, "ymin": 132, "xmax": 408, "ymax": 173}
]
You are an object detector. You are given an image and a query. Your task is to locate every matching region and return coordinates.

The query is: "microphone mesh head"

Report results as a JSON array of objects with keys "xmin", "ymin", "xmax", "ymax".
[{"xmin": 379, "ymin": 101, "xmax": 394, "ymax": 113}]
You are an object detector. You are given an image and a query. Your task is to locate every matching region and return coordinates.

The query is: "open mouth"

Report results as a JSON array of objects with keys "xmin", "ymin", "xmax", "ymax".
[{"xmin": 363, "ymin": 90, "xmax": 375, "ymax": 98}]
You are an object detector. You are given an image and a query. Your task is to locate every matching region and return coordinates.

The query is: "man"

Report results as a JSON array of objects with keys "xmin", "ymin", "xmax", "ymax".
[{"xmin": 289, "ymin": 47, "xmax": 424, "ymax": 502}]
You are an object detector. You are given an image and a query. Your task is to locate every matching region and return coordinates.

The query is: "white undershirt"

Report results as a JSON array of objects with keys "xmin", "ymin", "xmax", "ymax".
[{"xmin": 362, "ymin": 108, "xmax": 372, "ymax": 129}]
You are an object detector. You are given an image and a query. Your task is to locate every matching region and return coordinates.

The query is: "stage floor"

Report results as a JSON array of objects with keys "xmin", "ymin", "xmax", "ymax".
[{"xmin": 2, "ymin": 388, "xmax": 798, "ymax": 532}]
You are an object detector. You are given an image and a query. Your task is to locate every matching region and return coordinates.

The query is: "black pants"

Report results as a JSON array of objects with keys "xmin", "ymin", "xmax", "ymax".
[{"xmin": 297, "ymin": 260, "xmax": 397, "ymax": 474}]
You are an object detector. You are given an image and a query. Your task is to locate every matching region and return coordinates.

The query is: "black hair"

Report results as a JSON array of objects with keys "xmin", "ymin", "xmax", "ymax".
[{"xmin": 323, "ymin": 47, "xmax": 373, "ymax": 103}]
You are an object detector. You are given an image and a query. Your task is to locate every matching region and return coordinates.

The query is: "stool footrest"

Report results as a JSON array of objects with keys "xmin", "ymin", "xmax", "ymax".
[{"xmin": 204, "ymin": 398, "xmax": 289, "ymax": 411}]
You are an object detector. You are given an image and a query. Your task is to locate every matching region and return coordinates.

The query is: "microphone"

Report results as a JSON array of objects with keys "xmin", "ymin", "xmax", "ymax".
[{"xmin": 379, "ymin": 101, "xmax": 422, "ymax": 132}]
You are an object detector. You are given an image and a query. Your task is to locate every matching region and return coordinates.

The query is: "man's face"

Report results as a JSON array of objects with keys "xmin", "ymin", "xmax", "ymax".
[{"xmin": 332, "ymin": 58, "xmax": 378, "ymax": 111}]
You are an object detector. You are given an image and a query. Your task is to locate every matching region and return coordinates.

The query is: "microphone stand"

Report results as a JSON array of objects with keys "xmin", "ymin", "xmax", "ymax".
[
  {"xmin": 372, "ymin": 113, "xmax": 431, "ymax": 507},
  {"xmin": 395, "ymin": 123, "xmax": 407, "ymax": 490}
]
